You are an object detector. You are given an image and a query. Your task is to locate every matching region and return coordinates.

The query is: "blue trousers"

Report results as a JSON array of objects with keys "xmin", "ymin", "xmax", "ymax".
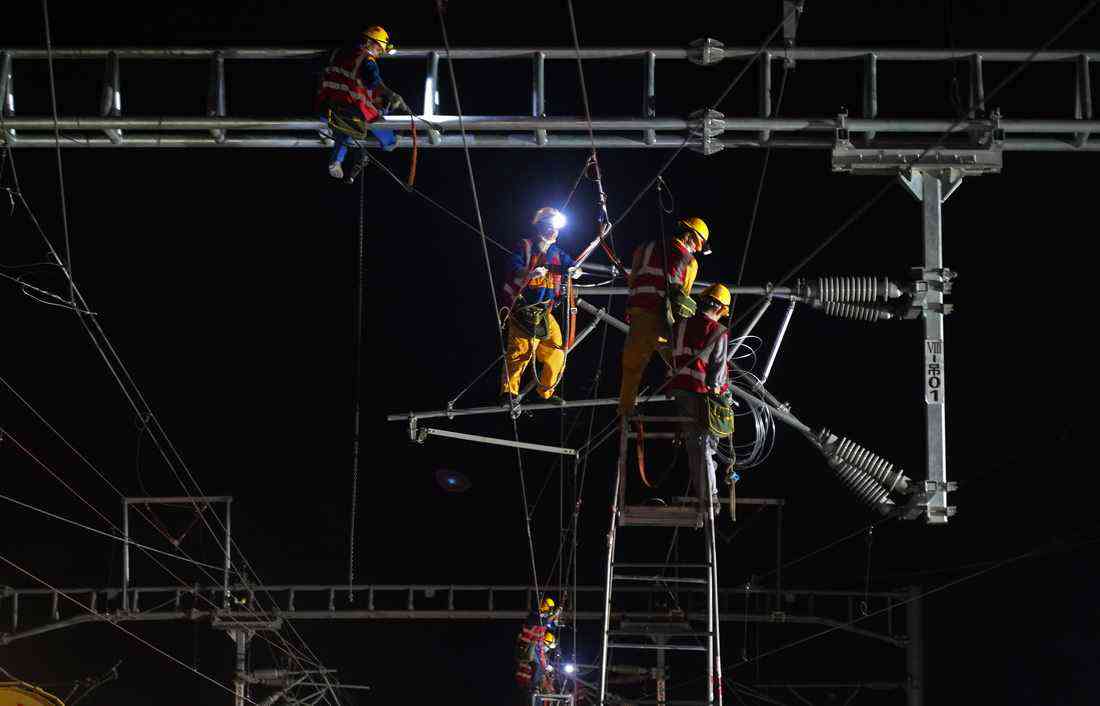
[{"xmin": 327, "ymin": 113, "xmax": 397, "ymax": 166}]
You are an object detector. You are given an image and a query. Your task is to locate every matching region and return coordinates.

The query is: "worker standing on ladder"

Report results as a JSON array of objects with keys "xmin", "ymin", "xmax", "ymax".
[
  {"xmin": 315, "ymin": 26, "xmax": 407, "ymax": 183},
  {"xmin": 515, "ymin": 597, "xmax": 561, "ymax": 704},
  {"xmin": 618, "ymin": 217, "xmax": 712, "ymax": 416},
  {"xmin": 668, "ymin": 283, "xmax": 732, "ymax": 518},
  {"xmin": 499, "ymin": 207, "xmax": 579, "ymax": 407}
]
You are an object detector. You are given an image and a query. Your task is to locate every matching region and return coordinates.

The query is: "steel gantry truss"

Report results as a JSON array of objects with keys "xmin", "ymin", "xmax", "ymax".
[
  {"xmin": 0, "ymin": 577, "xmax": 924, "ymax": 705},
  {"xmin": 0, "ymin": 44, "xmax": 1097, "ymax": 150}
]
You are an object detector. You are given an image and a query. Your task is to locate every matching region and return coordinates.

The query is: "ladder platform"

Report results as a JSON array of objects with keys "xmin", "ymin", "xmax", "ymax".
[
  {"xmin": 613, "ymin": 573, "xmax": 708, "ymax": 585},
  {"xmin": 620, "ymin": 505, "xmax": 703, "ymax": 528}
]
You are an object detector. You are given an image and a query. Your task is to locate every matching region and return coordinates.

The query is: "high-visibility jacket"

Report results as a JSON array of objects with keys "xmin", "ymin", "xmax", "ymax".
[
  {"xmin": 668, "ymin": 314, "xmax": 729, "ymax": 394},
  {"xmin": 501, "ymin": 239, "xmax": 575, "ymax": 308},
  {"xmin": 627, "ymin": 238, "xmax": 699, "ymax": 311},
  {"xmin": 316, "ymin": 46, "xmax": 384, "ymax": 122},
  {"xmin": 515, "ymin": 612, "xmax": 548, "ymax": 685}
]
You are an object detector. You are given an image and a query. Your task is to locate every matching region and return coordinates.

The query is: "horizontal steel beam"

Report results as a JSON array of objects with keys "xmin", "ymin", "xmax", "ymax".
[
  {"xmin": 7, "ymin": 133, "xmax": 1097, "ymax": 151},
  {"xmin": 0, "ymin": 609, "xmax": 904, "ymax": 647},
  {"xmin": 3, "ymin": 46, "xmax": 1099, "ymax": 62},
  {"xmin": 5, "ymin": 115, "xmax": 1100, "ymax": 133}
]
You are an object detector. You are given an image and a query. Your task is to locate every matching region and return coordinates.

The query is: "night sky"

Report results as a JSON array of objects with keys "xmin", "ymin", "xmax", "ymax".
[{"xmin": 2, "ymin": 2, "xmax": 1098, "ymax": 705}]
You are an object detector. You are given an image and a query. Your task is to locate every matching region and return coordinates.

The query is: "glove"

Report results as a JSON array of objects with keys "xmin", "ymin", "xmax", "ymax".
[
  {"xmin": 535, "ymin": 238, "xmax": 552, "ymax": 254},
  {"xmin": 569, "ymin": 267, "xmax": 583, "ymax": 280},
  {"xmin": 530, "ymin": 266, "xmax": 549, "ymax": 278},
  {"xmin": 388, "ymin": 93, "xmax": 408, "ymax": 113}
]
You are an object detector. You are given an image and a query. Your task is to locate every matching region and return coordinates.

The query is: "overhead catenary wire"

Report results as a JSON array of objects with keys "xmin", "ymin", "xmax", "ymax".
[{"xmin": 434, "ymin": 0, "xmax": 542, "ymax": 600}]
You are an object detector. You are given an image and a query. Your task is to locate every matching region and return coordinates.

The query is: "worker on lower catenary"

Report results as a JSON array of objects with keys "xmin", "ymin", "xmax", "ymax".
[
  {"xmin": 618, "ymin": 216, "xmax": 712, "ymax": 416},
  {"xmin": 667, "ymin": 283, "xmax": 732, "ymax": 518},
  {"xmin": 499, "ymin": 207, "xmax": 579, "ymax": 407},
  {"xmin": 515, "ymin": 597, "xmax": 561, "ymax": 705},
  {"xmin": 315, "ymin": 26, "xmax": 407, "ymax": 183}
]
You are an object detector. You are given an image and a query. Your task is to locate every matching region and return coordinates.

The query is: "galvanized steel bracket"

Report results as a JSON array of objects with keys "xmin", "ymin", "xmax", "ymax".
[
  {"xmin": 688, "ymin": 38, "xmax": 725, "ymax": 66},
  {"xmin": 688, "ymin": 108, "xmax": 725, "ymax": 156}
]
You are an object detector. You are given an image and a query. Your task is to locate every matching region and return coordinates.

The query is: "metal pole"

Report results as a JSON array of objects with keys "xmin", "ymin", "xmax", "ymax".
[
  {"xmin": 1, "ymin": 51, "xmax": 15, "ymax": 143},
  {"xmin": 232, "ymin": 629, "xmax": 250, "ymax": 706},
  {"xmin": 579, "ymin": 286, "xmax": 795, "ymax": 298},
  {"xmin": 644, "ymin": 50, "xmax": 656, "ymax": 145},
  {"xmin": 708, "ymin": 486, "xmax": 725, "ymax": 706},
  {"xmin": 729, "ymin": 298, "xmax": 773, "ymax": 362},
  {"xmin": 122, "ymin": 502, "xmax": 130, "ymax": 611},
  {"xmin": 905, "ymin": 586, "xmax": 923, "ymax": 706},
  {"xmin": 533, "ymin": 51, "xmax": 547, "ymax": 146},
  {"xmin": 421, "ymin": 427, "xmax": 577, "ymax": 456},
  {"xmin": 920, "ymin": 172, "xmax": 949, "ymax": 524},
  {"xmin": 1075, "ymin": 55, "xmax": 1092, "ymax": 147},
  {"xmin": 760, "ymin": 300, "xmax": 796, "ymax": 384},
  {"xmin": 207, "ymin": 51, "xmax": 226, "ymax": 143},
  {"xmin": 222, "ymin": 499, "xmax": 233, "ymax": 608},
  {"xmin": 863, "ymin": 53, "xmax": 877, "ymax": 142},
  {"xmin": 775, "ymin": 505, "xmax": 784, "ymax": 609},
  {"xmin": 600, "ymin": 422, "xmax": 628, "ymax": 705},
  {"xmin": 758, "ymin": 51, "xmax": 772, "ymax": 142}
]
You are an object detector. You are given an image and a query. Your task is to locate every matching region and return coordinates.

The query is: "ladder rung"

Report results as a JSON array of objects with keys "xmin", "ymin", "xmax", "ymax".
[
  {"xmin": 610, "ymin": 630, "xmax": 712, "ymax": 638},
  {"xmin": 620, "ymin": 505, "xmax": 703, "ymax": 528},
  {"xmin": 614, "ymin": 573, "xmax": 708, "ymax": 585},
  {"xmin": 607, "ymin": 641, "xmax": 708, "ymax": 652},
  {"xmin": 628, "ymin": 415, "xmax": 694, "ymax": 423},
  {"xmin": 615, "ymin": 562, "xmax": 710, "ymax": 569},
  {"xmin": 627, "ymin": 432, "xmax": 679, "ymax": 439}
]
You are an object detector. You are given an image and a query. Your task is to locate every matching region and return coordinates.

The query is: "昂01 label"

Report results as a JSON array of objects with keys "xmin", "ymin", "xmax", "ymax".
[{"xmin": 925, "ymin": 339, "xmax": 944, "ymax": 404}]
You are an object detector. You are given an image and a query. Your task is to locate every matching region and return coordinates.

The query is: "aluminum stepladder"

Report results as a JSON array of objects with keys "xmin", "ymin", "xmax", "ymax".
[{"xmin": 598, "ymin": 414, "xmax": 724, "ymax": 706}]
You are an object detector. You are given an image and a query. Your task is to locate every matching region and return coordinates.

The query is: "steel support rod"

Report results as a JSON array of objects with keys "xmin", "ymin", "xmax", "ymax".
[
  {"xmin": 122, "ymin": 502, "xmax": 130, "ymax": 611},
  {"xmin": 1, "ymin": 51, "xmax": 14, "ymax": 143},
  {"xmin": 863, "ymin": 53, "xmax": 877, "ymax": 142},
  {"xmin": 580, "ymin": 286, "xmax": 796, "ymax": 298},
  {"xmin": 387, "ymin": 393, "xmax": 674, "ymax": 422},
  {"xmin": 760, "ymin": 300, "xmax": 796, "ymax": 383},
  {"xmin": 100, "ymin": 51, "xmax": 122, "ymax": 143},
  {"xmin": 533, "ymin": 51, "xmax": 547, "ymax": 146},
  {"xmin": 419, "ymin": 427, "xmax": 577, "ymax": 456},
  {"xmin": 1076, "ymin": 55, "xmax": 1092, "ymax": 147},
  {"xmin": 729, "ymin": 297, "xmax": 773, "ymax": 362},
  {"xmin": 124, "ymin": 495, "xmax": 233, "ymax": 504},
  {"xmin": 759, "ymin": 51, "xmax": 772, "ymax": 142},
  {"xmin": 222, "ymin": 500, "xmax": 233, "ymax": 609},
  {"xmin": 644, "ymin": 50, "xmax": 656, "ymax": 145},
  {"xmin": 207, "ymin": 50, "xmax": 226, "ymax": 143},
  {"xmin": 968, "ymin": 54, "xmax": 985, "ymax": 116}
]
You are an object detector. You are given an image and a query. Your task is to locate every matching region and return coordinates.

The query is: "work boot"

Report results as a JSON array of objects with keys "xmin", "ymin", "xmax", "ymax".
[
  {"xmin": 544, "ymin": 395, "xmax": 566, "ymax": 406},
  {"xmin": 328, "ymin": 161, "xmax": 344, "ymax": 180},
  {"xmin": 499, "ymin": 393, "xmax": 516, "ymax": 408}
]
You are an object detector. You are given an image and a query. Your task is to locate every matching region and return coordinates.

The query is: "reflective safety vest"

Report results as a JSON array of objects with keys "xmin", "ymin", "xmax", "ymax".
[
  {"xmin": 668, "ymin": 315, "xmax": 726, "ymax": 394},
  {"xmin": 501, "ymin": 238, "xmax": 569, "ymax": 307},
  {"xmin": 316, "ymin": 48, "xmax": 382, "ymax": 122},
  {"xmin": 515, "ymin": 618, "xmax": 548, "ymax": 685},
  {"xmin": 627, "ymin": 239, "xmax": 695, "ymax": 311}
]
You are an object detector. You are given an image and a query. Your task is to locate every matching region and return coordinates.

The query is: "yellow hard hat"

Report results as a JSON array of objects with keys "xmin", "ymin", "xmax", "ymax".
[
  {"xmin": 532, "ymin": 207, "xmax": 567, "ymax": 230},
  {"xmin": 544, "ymin": 632, "xmax": 558, "ymax": 650},
  {"xmin": 362, "ymin": 26, "xmax": 396, "ymax": 54},
  {"xmin": 539, "ymin": 596, "xmax": 557, "ymax": 614},
  {"xmin": 700, "ymin": 283, "xmax": 731, "ymax": 307},
  {"xmin": 678, "ymin": 216, "xmax": 710, "ymax": 242}
]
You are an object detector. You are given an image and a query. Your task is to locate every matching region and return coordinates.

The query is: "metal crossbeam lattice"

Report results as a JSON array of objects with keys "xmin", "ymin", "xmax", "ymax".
[{"xmin": 2, "ymin": 44, "xmax": 1099, "ymax": 150}]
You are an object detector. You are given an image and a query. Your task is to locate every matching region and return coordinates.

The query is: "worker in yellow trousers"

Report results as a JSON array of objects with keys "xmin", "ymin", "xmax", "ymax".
[
  {"xmin": 499, "ymin": 207, "xmax": 578, "ymax": 406},
  {"xmin": 618, "ymin": 216, "xmax": 711, "ymax": 416}
]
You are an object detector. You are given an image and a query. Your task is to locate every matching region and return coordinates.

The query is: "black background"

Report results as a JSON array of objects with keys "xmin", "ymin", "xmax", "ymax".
[{"xmin": 1, "ymin": 2, "xmax": 1097, "ymax": 705}]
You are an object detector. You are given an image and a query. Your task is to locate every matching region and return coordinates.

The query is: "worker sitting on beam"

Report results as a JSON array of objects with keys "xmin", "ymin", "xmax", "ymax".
[
  {"xmin": 618, "ymin": 216, "xmax": 712, "ymax": 416},
  {"xmin": 499, "ymin": 207, "xmax": 580, "ymax": 408},
  {"xmin": 668, "ymin": 283, "xmax": 735, "ymax": 518},
  {"xmin": 315, "ymin": 26, "xmax": 407, "ymax": 183}
]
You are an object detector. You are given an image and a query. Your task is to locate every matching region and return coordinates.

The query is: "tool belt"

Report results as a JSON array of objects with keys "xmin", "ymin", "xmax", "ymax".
[
  {"xmin": 512, "ymin": 300, "xmax": 550, "ymax": 339},
  {"xmin": 705, "ymin": 391, "xmax": 735, "ymax": 438}
]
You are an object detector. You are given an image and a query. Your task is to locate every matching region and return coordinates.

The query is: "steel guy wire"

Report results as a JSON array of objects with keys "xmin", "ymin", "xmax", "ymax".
[
  {"xmin": 0, "ymin": 551, "xmax": 261, "ymax": 705},
  {"xmin": 435, "ymin": 0, "xmax": 542, "ymax": 600},
  {"xmin": 348, "ymin": 174, "xmax": 366, "ymax": 598}
]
